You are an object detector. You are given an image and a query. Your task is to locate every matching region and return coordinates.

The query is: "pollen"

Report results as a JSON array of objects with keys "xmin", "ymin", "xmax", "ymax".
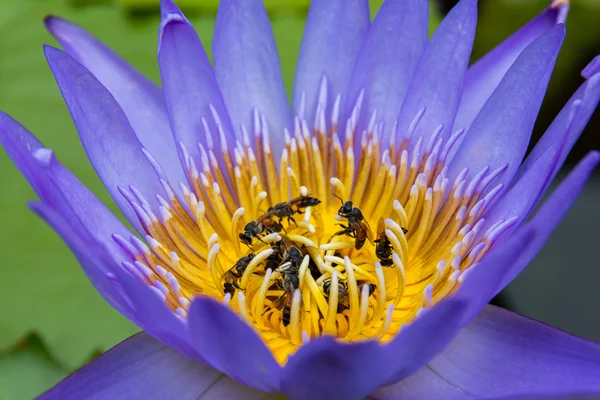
[{"xmin": 115, "ymin": 79, "xmax": 514, "ymax": 365}]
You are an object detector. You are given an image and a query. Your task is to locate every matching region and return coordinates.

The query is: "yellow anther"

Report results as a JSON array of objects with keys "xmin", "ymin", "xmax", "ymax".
[
  {"xmin": 289, "ymin": 289, "xmax": 302, "ymax": 345},
  {"xmin": 239, "ymin": 248, "xmax": 274, "ymax": 289},
  {"xmin": 324, "ymin": 269, "xmax": 339, "ymax": 335}
]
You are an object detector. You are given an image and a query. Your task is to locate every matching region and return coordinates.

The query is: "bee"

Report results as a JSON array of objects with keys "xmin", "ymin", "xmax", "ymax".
[
  {"xmin": 332, "ymin": 195, "xmax": 373, "ymax": 250},
  {"xmin": 222, "ymin": 254, "xmax": 255, "ymax": 295},
  {"xmin": 268, "ymin": 241, "xmax": 304, "ymax": 326},
  {"xmin": 358, "ymin": 281, "xmax": 377, "ymax": 297},
  {"xmin": 273, "ymin": 270, "xmax": 300, "ymax": 327},
  {"xmin": 268, "ymin": 196, "xmax": 321, "ymax": 225},
  {"xmin": 323, "ymin": 277, "xmax": 350, "ymax": 311},
  {"xmin": 264, "ymin": 244, "xmax": 283, "ymax": 272},
  {"xmin": 323, "ymin": 278, "xmax": 376, "ymax": 312},
  {"xmin": 374, "ymin": 218, "xmax": 408, "ymax": 267},
  {"xmin": 239, "ymin": 215, "xmax": 284, "ymax": 246}
]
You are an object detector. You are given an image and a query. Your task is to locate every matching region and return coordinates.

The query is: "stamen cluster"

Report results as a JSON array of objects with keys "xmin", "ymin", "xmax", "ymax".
[{"xmin": 113, "ymin": 82, "xmax": 515, "ymax": 364}]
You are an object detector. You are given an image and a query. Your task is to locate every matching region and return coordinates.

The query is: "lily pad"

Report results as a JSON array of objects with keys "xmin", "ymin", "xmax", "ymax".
[{"xmin": 0, "ymin": 335, "xmax": 68, "ymax": 400}]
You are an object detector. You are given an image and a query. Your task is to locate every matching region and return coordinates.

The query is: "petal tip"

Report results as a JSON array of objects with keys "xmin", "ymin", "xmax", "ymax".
[
  {"xmin": 550, "ymin": 0, "xmax": 570, "ymax": 24},
  {"xmin": 582, "ymin": 55, "xmax": 600, "ymax": 79},
  {"xmin": 42, "ymin": 43, "xmax": 61, "ymax": 59},
  {"xmin": 32, "ymin": 148, "xmax": 55, "ymax": 167},
  {"xmin": 585, "ymin": 150, "xmax": 600, "ymax": 166},
  {"xmin": 160, "ymin": 0, "xmax": 186, "ymax": 20}
]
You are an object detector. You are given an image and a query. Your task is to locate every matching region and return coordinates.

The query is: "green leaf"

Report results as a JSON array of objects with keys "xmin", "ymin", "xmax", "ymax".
[{"xmin": 0, "ymin": 335, "xmax": 68, "ymax": 400}]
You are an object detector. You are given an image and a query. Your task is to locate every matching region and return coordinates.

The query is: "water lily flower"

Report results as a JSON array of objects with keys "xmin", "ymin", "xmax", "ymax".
[{"xmin": 2, "ymin": 0, "xmax": 600, "ymax": 398}]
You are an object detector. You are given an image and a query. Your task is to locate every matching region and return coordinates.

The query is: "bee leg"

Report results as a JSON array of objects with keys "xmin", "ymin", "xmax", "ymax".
[
  {"xmin": 287, "ymin": 216, "xmax": 297, "ymax": 226},
  {"xmin": 256, "ymin": 235, "xmax": 269, "ymax": 244},
  {"xmin": 262, "ymin": 306, "xmax": 272, "ymax": 315}
]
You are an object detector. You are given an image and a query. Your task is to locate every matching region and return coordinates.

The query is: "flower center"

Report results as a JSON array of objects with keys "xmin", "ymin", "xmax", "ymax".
[{"xmin": 115, "ymin": 85, "xmax": 515, "ymax": 365}]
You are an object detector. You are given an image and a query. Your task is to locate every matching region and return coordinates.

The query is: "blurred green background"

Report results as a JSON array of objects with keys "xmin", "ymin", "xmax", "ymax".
[{"xmin": 0, "ymin": 0, "xmax": 599, "ymax": 398}]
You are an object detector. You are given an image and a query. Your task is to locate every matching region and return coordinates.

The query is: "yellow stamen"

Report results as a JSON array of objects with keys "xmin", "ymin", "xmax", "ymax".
[{"xmin": 126, "ymin": 102, "xmax": 505, "ymax": 365}]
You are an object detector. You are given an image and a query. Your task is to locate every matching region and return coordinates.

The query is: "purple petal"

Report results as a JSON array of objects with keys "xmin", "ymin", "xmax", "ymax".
[
  {"xmin": 582, "ymin": 54, "xmax": 600, "ymax": 79},
  {"xmin": 0, "ymin": 112, "xmax": 131, "ymax": 261},
  {"xmin": 425, "ymin": 305, "xmax": 600, "ymax": 398},
  {"xmin": 449, "ymin": 25, "xmax": 565, "ymax": 185},
  {"xmin": 187, "ymin": 297, "xmax": 280, "ymax": 393},
  {"xmin": 115, "ymin": 268, "xmax": 203, "ymax": 363},
  {"xmin": 486, "ymin": 67, "xmax": 600, "ymax": 226},
  {"xmin": 456, "ymin": 225, "xmax": 536, "ymax": 325},
  {"xmin": 379, "ymin": 298, "xmax": 470, "ymax": 387},
  {"xmin": 394, "ymin": 0, "xmax": 477, "ymax": 148},
  {"xmin": 281, "ymin": 338, "xmax": 383, "ymax": 400},
  {"xmin": 345, "ymin": 0, "xmax": 428, "ymax": 142},
  {"xmin": 292, "ymin": 0, "xmax": 370, "ymax": 126},
  {"xmin": 44, "ymin": 45, "xmax": 165, "ymax": 234},
  {"xmin": 496, "ymin": 151, "xmax": 600, "ymax": 292},
  {"xmin": 29, "ymin": 202, "xmax": 136, "ymax": 322},
  {"xmin": 370, "ymin": 365, "xmax": 477, "ymax": 400},
  {"xmin": 158, "ymin": 0, "xmax": 235, "ymax": 170},
  {"xmin": 213, "ymin": 0, "xmax": 291, "ymax": 157},
  {"xmin": 513, "ymin": 69, "xmax": 600, "ymax": 186},
  {"xmin": 44, "ymin": 16, "xmax": 186, "ymax": 188},
  {"xmin": 280, "ymin": 300, "xmax": 469, "ymax": 400},
  {"xmin": 483, "ymin": 142, "xmax": 563, "ymax": 228},
  {"xmin": 40, "ymin": 332, "xmax": 272, "ymax": 400},
  {"xmin": 454, "ymin": 3, "xmax": 567, "ymax": 133}
]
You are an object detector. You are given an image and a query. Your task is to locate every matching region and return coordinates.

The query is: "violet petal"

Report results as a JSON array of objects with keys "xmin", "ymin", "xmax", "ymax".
[
  {"xmin": 0, "ymin": 112, "xmax": 132, "ymax": 262},
  {"xmin": 496, "ymin": 151, "xmax": 600, "ymax": 293},
  {"xmin": 187, "ymin": 296, "xmax": 281, "ymax": 393},
  {"xmin": 345, "ymin": 0, "xmax": 427, "ymax": 142},
  {"xmin": 395, "ymin": 0, "xmax": 477, "ymax": 148},
  {"xmin": 454, "ymin": 3, "xmax": 567, "ymax": 133},
  {"xmin": 513, "ymin": 68, "xmax": 600, "ymax": 187},
  {"xmin": 379, "ymin": 298, "xmax": 470, "ymax": 387},
  {"xmin": 449, "ymin": 25, "xmax": 565, "ymax": 185},
  {"xmin": 44, "ymin": 16, "xmax": 186, "ymax": 188},
  {"xmin": 292, "ymin": 0, "xmax": 370, "ymax": 126},
  {"xmin": 213, "ymin": 0, "xmax": 291, "ymax": 157},
  {"xmin": 370, "ymin": 365, "xmax": 477, "ymax": 400},
  {"xmin": 582, "ymin": 55, "xmax": 600, "ymax": 79},
  {"xmin": 44, "ymin": 45, "xmax": 164, "ymax": 234},
  {"xmin": 158, "ymin": 0, "xmax": 235, "ymax": 171},
  {"xmin": 39, "ymin": 332, "xmax": 272, "ymax": 400},
  {"xmin": 281, "ymin": 338, "xmax": 383, "ymax": 400},
  {"xmin": 28, "ymin": 202, "xmax": 136, "ymax": 322},
  {"xmin": 427, "ymin": 305, "xmax": 600, "ymax": 398},
  {"xmin": 372, "ymin": 305, "xmax": 600, "ymax": 400}
]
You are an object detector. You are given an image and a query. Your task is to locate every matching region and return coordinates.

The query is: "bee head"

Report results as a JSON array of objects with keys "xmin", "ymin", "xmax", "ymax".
[
  {"xmin": 239, "ymin": 232, "xmax": 253, "ymax": 245},
  {"xmin": 338, "ymin": 201, "xmax": 353, "ymax": 217},
  {"xmin": 308, "ymin": 197, "xmax": 321, "ymax": 206}
]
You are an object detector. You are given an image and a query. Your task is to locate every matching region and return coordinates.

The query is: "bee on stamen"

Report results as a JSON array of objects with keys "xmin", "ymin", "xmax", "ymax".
[
  {"xmin": 323, "ymin": 277, "xmax": 376, "ymax": 312},
  {"xmin": 222, "ymin": 254, "xmax": 255, "ymax": 295},
  {"xmin": 331, "ymin": 194, "xmax": 373, "ymax": 250},
  {"xmin": 265, "ymin": 240, "xmax": 304, "ymax": 327},
  {"xmin": 267, "ymin": 195, "xmax": 321, "ymax": 226},
  {"xmin": 239, "ymin": 215, "xmax": 283, "ymax": 246}
]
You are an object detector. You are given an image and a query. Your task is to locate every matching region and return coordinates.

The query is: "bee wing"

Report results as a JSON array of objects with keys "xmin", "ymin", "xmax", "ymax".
[
  {"xmin": 221, "ymin": 269, "xmax": 232, "ymax": 280},
  {"xmin": 376, "ymin": 217, "xmax": 386, "ymax": 238},
  {"xmin": 255, "ymin": 210, "xmax": 275, "ymax": 224},
  {"xmin": 272, "ymin": 293, "xmax": 286, "ymax": 310}
]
